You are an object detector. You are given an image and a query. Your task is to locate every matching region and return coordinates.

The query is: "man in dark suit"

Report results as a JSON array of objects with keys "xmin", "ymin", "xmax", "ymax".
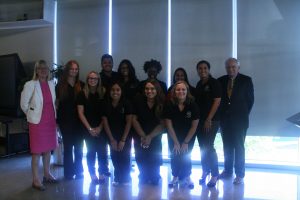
[{"xmin": 218, "ymin": 58, "xmax": 254, "ymax": 184}]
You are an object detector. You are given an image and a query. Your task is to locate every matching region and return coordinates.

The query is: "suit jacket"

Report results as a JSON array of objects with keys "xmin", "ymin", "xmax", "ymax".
[
  {"xmin": 218, "ymin": 73, "xmax": 254, "ymax": 129},
  {"xmin": 20, "ymin": 80, "xmax": 56, "ymax": 124}
]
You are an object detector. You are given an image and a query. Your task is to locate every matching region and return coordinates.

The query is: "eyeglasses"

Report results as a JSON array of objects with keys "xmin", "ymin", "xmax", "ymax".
[{"xmin": 88, "ymin": 77, "xmax": 99, "ymax": 81}]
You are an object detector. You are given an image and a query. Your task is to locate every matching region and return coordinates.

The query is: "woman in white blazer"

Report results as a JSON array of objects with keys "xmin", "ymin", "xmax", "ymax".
[{"xmin": 20, "ymin": 60, "xmax": 57, "ymax": 191}]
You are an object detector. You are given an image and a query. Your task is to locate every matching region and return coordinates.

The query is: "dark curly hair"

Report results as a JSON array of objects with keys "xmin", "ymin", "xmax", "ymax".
[{"xmin": 143, "ymin": 59, "xmax": 162, "ymax": 73}]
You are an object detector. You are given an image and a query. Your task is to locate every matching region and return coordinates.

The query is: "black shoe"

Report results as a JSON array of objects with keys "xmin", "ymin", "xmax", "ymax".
[
  {"xmin": 199, "ymin": 172, "xmax": 209, "ymax": 185},
  {"xmin": 218, "ymin": 171, "xmax": 233, "ymax": 179},
  {"xmin": 207, "ymin": 176, "xmax": 218, "ymax": 187}
]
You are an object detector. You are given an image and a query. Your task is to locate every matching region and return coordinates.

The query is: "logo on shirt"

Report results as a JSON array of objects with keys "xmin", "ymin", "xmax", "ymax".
[
  {"xmin": 186, "ymin": 111, "xmax": 192, "ymax": 118},
  {"xmin": 204, "ymin": 85, "xmax": 210, "ymax": 92},
  {"xmin": 120, "ymin": 107, "xmax": 125, "ymax": 114}
]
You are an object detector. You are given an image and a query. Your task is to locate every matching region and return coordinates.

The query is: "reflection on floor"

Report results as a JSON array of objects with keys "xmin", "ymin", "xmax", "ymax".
[{"xmin": 0, "ymin": 154, "xmax": 299, "ymax": 200}]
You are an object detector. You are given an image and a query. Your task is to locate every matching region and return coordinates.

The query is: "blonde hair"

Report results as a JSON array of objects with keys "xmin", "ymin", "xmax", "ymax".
[
  {"xmin": 83, "ymin": 71, "xmax": 105, "ymax": 99},
  {"xmin": 170, "ymin": 81, "xmax": 194, "ymax": 105},
  {"xmin": 32, "ymin": 60, "xmax": 51, "ymax": 81}
]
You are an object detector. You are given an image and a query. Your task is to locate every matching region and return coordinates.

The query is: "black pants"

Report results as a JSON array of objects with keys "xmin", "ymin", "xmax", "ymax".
[
  {"xmin": 220, "ymin": 120, "xmax": 247, "ymax": 178},
  {"xmin": 110, "ymin": 137, "xmax": 131, "ymax": 183},
  {"xmin": 168, "ymin": 136, "xmax": 195, "ymax": 180},
  {"xmin": 197, "ymin": 120, "xmax": 220, "ymax": 177},
  {"xmin": 85, "ymin": 133, "xmax": 109, "ymax": 176},
  {"xmin": 60, "ymin": 126, "xmax": 84, "ymax": 178},
  {"xmin": 134, "ymin": 135, "xmax": 162, "ymax": 183}
]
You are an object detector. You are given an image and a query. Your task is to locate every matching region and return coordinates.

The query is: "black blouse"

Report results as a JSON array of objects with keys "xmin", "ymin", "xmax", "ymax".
[
  {"xmin": 195, "ymin": 76, "xmax": 221, "ymax": 121},
  {"xmin": 133, "ymin": 95, "xmax": 161, "ymax": 135},
  {"xmin": 102, "ymin": 99, "xmax": 133, "ymax": 140},
  {"xmin": 163, "ymin": 101, "xmax": 200, "ymax": 142},
  {"xmin": 76, "ymin": 91, "xmax": 103, "ymax": 127}
]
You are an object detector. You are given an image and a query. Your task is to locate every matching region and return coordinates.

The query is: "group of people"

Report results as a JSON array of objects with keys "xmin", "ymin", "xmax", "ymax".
[{"xmin": 20, "ymin": 54, "xmax": 254, "ymax": 191}]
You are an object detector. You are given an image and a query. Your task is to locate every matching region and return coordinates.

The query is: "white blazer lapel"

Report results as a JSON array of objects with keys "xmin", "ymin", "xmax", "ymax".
[{"xmin": 35, "ymin": 81, "xmax": 43, "ymax": 104}]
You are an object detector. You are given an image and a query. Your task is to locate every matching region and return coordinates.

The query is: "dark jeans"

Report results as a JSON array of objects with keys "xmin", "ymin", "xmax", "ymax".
[
  {"xmin": 197, "ymin": 120, "xmax": 220, "ymax": 177},
  {"xmin": 220, "ymin": 120, "xmax": 247, "ymax": 178},
  {"xmin": 110, "ymin": 137, "xmax": 132, "ymax": 183},
  {"xmin": 60, "ymin": 126, "xmax": 84, "ymax": 178},
  {"xmin": 134, "ymin": 135, "xmax": 162, "ymax": 183},
  {"xmin": 168, "ymin": 136, "xmax": 195, "ymax": 180},
  {"xmin": 85, "ymin": 133, "xmax": 109, "ymax": 176}
]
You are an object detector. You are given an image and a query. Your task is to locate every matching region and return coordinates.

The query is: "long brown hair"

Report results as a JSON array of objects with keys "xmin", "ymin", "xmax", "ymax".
[
  {"xmin": 57, "ymin": 60, "xmax": 82, "ymax": 100},
  {"xmin": 144, "ymin": 79, "xmax": 165, "ymax": 118}
]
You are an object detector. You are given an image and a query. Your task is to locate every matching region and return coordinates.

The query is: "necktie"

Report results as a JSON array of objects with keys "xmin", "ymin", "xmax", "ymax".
[{"xmin": 227, "ymin": 78, "xmax": 234, "ymax": 98}]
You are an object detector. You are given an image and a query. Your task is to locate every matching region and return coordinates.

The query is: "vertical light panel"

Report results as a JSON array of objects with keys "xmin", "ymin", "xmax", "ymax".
[
  {"xmin": 109, "ymin": 0, "xmax": 112, "ymax": 55},
  {"xmin": 232, "ymin": 0, "xmax": 237, "ymax": 58},
  {"xmin": 53, "ymin": 0, "xmax": 57, "ymax": 67},
  {"xmin": 167, "ymin": 0, "xmax": 171, "ymax": 88}
]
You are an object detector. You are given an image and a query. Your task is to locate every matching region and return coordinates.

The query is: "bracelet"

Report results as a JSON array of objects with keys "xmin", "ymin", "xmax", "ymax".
[{"xmin": 88, "ymin": 127, "xmax": 92, "ymax": 131}]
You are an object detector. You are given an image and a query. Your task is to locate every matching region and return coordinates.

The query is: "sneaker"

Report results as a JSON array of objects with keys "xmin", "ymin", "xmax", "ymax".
[{"xmin": 233, "ymin": 177, "xmax": 244, "ymax": 185}]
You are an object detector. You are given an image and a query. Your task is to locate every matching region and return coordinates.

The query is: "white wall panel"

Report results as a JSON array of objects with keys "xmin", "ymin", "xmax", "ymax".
[
  {"xmin": 238, "ymin": 0, "xmax": 300, "ymax": 136},
  {"xmin": 112, "ymin": 0, "xmax": 168, "ymax": 81},
  {"xmin": 57, "ymin": 0, "xmax": 108, "ymax": 79},
  {"xmin": 172, "ymin": 0, "xmax": 232, "ymax": 86}
]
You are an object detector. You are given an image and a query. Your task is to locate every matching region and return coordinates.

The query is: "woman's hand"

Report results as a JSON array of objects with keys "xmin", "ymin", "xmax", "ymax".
[
  {"xmin": 204, "ymin": 119, "xmax": 212, "ymax": 133},
  {"xmin": 118, "ymin": 141, "xmax": 125, "ymax": 151},
  {"xmin": 142, "ymin": 135, "xmax": 152, "ymax": 148},
  {"xmin": 110, "ymin": 139, "xmax": 118, "ymax": 151},
  {"xmin": 173, "ymin": 142, "xmax": 181, "ymax": 155},
  {"xmin": 88, "ymin": 128, "xmax": 98, "ymax": 137},
  {"xmin": 181, "ymin": 142, "xmax": 188, "ymax": 153},
  {"xmin": 93, "ymin": 126, "xmax": 102, "ymax": 135}
]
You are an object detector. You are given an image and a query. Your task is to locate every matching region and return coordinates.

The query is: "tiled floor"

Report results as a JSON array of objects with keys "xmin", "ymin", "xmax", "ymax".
[{"xmin": 0, "ymin": 154, "xmax": 299, "ymax": 200}]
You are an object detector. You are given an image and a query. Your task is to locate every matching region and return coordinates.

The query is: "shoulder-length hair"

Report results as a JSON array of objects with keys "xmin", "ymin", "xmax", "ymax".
[
  {"xmin": 83, "ymin": 71, "xmax": 105, "ymax": 99},
  {"xmin": 57, "ymin": 60, "xmax": 82, "ymax": 100},
  {"xmin": 170, "ymin": 81, "xmax": 194, "ymax": 105},
  {"xmin": 32, "ymin": 60, "xmax": 51, "ymax": 81},
  {"xmin": 144, "ymin": 79, "xmax": 165, "ymax": 118},
  {"xmin": 117, "ymin": 59, "xmax": 139, "ymax": 83}
]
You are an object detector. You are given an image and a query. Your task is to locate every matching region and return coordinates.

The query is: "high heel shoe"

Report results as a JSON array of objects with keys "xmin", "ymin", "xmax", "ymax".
[
  {"xmin": 207, "ymin": 176, "xmax": 218, "ymax": 187},
  {"xmin": 199, "ymin": 172, "xmax": 209, "ymax": 185},
  {"xmin": 32, "ymin": 183, "xmax": 46, "ymax": 191}
]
